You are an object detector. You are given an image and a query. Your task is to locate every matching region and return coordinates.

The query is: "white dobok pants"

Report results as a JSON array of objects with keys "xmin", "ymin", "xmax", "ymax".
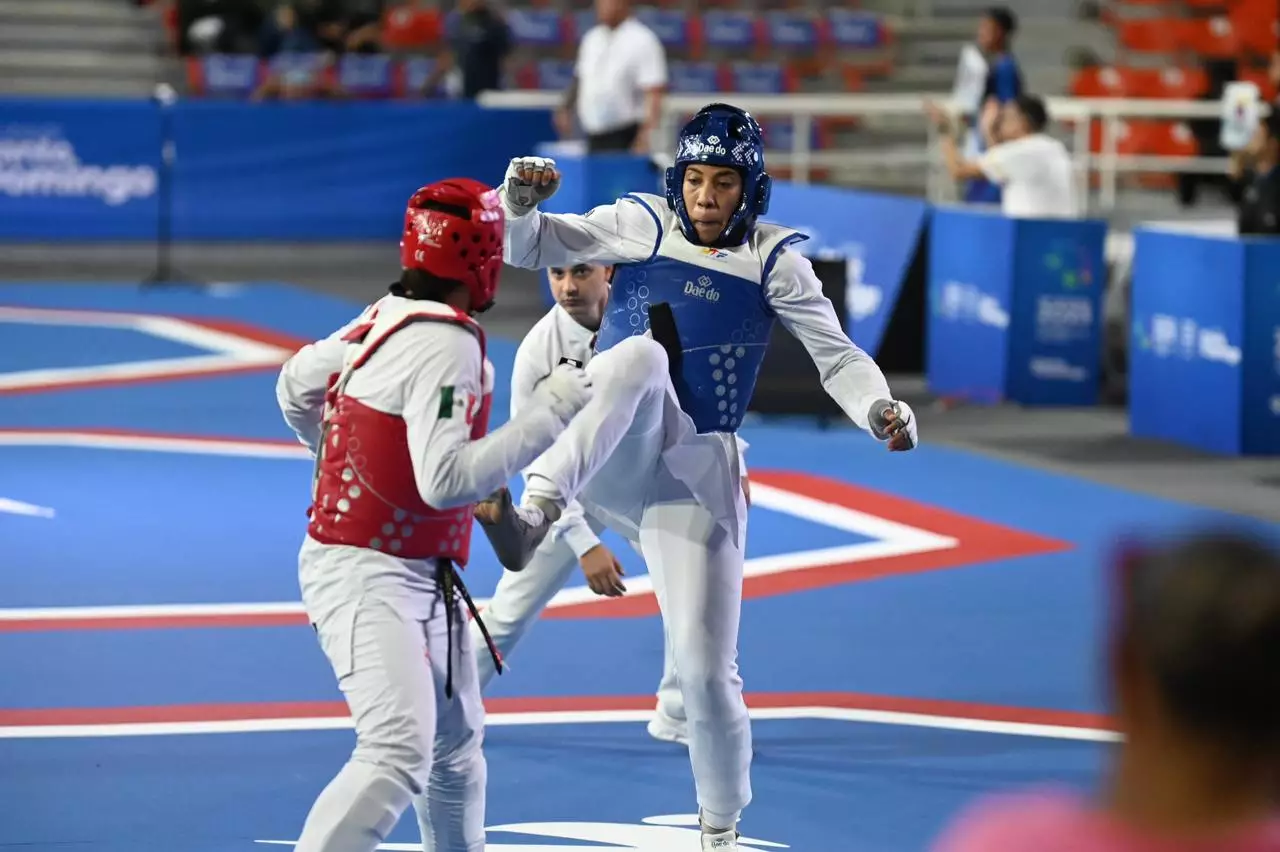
[
  {"xmin": 294, "ymin": 537, "xmax": 486, "ymax": 852},
  {"xmin": 522, "ymin": 336, "xmax": 753, "ymax": 828},
  {"xmin": 472, "ymin": 512, "xmax": 684, "ymax": 725}
]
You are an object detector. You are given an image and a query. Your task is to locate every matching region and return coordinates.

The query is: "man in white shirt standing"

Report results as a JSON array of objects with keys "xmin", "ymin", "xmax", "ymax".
[
  {"xmin": 932, "ymin": 93, "xmax": 1078, "ymax": 219},
  {"xmin": 555, "ymin": 0, "xmax": 667, "ymax": 154}
]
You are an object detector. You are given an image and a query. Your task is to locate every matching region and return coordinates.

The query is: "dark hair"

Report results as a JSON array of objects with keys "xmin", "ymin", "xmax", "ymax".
[
  {"xmin": 984, "ymin": 6, "xmax": 1017, "ymax": 37},
  {"xmin": 1012, "ymin": 94, "xmax": 1049, "ymax": 133},
  {"xmin": 391, "ymin": 269, "xmax": 466, "ymax": 304},
  {"xmin": 1120, "ymin": 531, "xmax": 1280, "ymax": 754}
]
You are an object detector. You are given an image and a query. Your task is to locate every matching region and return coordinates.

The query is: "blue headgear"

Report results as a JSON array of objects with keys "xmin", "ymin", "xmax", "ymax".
[{"xmin": 664, "ymin": 102, "xmax": 771, "ymax": 248}]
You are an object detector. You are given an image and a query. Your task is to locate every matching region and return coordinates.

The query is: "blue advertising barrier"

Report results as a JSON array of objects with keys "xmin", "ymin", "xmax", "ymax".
[
  {"xmin": 926, "ymin": 206, "xmax": 1108, "ymax": 405},
  {"xmin": 762, "ymin": 183, "xmax": 929, "ymax": 357},
  {"xmin": 0, "ymin": 98, "xmax": 554, "ymax": 242},
  {"xmin": 1128, "ymin": 228, "xmax": 1280, "ymax": 456},
  {"xmin": 0, "ymin": 99, "xmax": 162, "ymax": 240}
]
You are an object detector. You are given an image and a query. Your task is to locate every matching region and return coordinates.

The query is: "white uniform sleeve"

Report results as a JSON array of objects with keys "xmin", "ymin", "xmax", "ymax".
[
  {"xmin": 510, "ymin": 323, "xmax": 604, "ymax": 560},
  {"xmin": 275, "ymin": 311, "xmax": 367, "ymax": 454},
  {"xmin": 636, "ymin": 28, "xmax": 667, "ymax": 89},
  {"xmin": 978, "ymin": 136, "xmax": 1033, "ymax": 186},
  {"xmin": 765, "ymin": 249, "xmax": 893, "ymax": 433},
  {"xmin": 404, "ymin": 324, "xmax": 569, "ymax": 509},
  {"xmin": 501, "ymin": 194, "xmax": 661, "ymax": 269}
]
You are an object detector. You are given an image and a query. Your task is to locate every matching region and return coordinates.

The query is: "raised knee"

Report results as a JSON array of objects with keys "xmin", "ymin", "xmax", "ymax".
[
  {"xmin": 610, "ymin": 335, "xmax": 668, "ymax": 394},
  {"xmin": 674, "ymin": 658, "xmax": 742, "ymax": 719}
]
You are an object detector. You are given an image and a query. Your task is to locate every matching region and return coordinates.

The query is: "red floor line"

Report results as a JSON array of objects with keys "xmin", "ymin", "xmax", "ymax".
[{"xmin": 0, "ymin": 691, "xmax": 1114, "ymax": 732}]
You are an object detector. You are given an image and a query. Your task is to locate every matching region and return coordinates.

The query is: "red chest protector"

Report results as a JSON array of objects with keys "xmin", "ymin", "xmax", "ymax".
[{"xmin": 306, "ymin": 299, "xmax": 493, "ymax": 566}]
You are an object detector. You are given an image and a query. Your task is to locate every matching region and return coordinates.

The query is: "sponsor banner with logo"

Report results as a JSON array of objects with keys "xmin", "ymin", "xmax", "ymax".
[
  {"xmin": 926, "ymin": 206, "xmax": 1107, "ymax": 406},
  {"xmin": 0, "ymin": 99, "xmax": 555, "ymax": 242},
  {"xmin": 1130, "ymin": 228, "xmax": 1280, "ymax": 455},
  {"xmin": 762, "ymin": 182, "xmax": 929, "ymax": 357},
  {"xmin": 0, "ymin": 99, "xmax": 161, "ymax": 240}
]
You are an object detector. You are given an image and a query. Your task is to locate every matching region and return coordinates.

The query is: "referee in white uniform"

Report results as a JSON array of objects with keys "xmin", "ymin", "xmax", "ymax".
[{"xmin": 554, "ymin": 0, "xmax": 667, "ymax": 153}]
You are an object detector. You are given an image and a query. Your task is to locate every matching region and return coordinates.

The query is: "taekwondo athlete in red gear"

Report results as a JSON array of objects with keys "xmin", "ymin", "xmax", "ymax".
[
  {"xmin": 274, "ymin": 179, "xmax": 593, "ymax": 852},
  {"xmin": 477, "ymin": 103, "xmax": 919, "ymax": 850}
]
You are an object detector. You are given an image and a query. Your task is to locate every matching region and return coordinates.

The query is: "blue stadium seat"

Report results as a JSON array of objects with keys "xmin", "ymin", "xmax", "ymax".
[
  {"xmin": 635, "ymin": 7, "xmax": 691, "ymax": 51},
  {"xmin": 703, "ymin": 11, "xmax": 759, "ymax": 51},
  {"xmin": 192, "ymin": 54, "xmax": 261, "ymax": 97},
  {"xmin": 726, "ymin": 61, "xmax": 790, "ymax": 93},
  {"xmin": 338, "ymin": 54, "xmax": 394, "ymax": 98},
  {"xmin": 764, "ymin": 11, "xmax": 818, "ymax": 51},
  {"xmin": 536, "ymin": 59, "xmax": 576, "ymax": 89},
  {"xmin": 826, "ymin": 9, "xmax": 885, "ymax": 49},
  {"xmin": 667, "ymin": 60, "xmax": 721, "ymax": 93},
  {"xmin": 506, "ymin": 9, "xmax": 566, "ymax": 48}
]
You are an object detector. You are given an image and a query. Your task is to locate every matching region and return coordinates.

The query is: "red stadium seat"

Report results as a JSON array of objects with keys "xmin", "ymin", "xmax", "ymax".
[
  {"xmin": 381, "ymin": 5, "xmax": 441, "ymax": 50},
  {"xmin": 1180, "ymin": 16, "xmax": 1240, "ymax": 58},
  {"xmin": 1116, "ymin": 18, "xmax": 1184, "ymax": 53}
]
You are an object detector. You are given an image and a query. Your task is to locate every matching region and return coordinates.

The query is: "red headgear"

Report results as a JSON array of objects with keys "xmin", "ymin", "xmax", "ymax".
[{"xmin": 399, "ymin": 178, "xmax": 505, "ymax": 312}]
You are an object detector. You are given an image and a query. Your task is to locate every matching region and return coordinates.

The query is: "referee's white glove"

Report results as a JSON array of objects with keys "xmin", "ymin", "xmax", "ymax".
[
  {"xmin": 868, "ymin": 399, "xmax": 917, "ymax": 452},
  {"xmin": 502, "ymin": 156, "xmax": 561, "ymax": 216},
  {"xmin": 530, "ymin": 362, "xmax": 593, "ymax": 424}
]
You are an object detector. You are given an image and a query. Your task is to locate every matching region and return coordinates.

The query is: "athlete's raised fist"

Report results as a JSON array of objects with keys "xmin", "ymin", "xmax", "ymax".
[{"xmin": 502, "ymin": 156, "xmax": 561, "ymax": 214}]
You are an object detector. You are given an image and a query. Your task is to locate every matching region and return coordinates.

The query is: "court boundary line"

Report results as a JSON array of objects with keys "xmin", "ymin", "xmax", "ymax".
[
  {"xmin": 0, "ymin": 692, "xmax": 1118, "ymax": 743},
  {"xmin": 2, "ymin": 433, "xmax": 1068, "ymax": 630}
]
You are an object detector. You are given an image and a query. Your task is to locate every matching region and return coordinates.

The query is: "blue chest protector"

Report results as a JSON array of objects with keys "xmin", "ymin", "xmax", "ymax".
[{"xmin": 593, "ymin": 194, "xmax": 807, "ymax": 434}]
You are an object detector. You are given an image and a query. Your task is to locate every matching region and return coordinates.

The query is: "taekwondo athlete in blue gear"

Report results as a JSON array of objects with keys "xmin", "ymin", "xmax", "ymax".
[{"xmin": 478, "ymin": 102, "xmax": 918, "ymax": 851}]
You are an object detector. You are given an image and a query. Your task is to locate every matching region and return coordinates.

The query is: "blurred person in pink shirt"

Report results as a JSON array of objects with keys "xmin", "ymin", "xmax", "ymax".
[{"xmin": 932, "ymin": 530, "xmax": 1280, "ymax": 852}]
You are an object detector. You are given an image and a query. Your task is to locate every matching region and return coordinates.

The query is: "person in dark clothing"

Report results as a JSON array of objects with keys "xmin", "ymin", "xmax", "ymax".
[
  {"xmin": 420, "ymin": 0, "xmax": 511, "ymax": 100},
  {"xmin": 1231, "ymin": 110, "xmax": 1280, "ymax": 236},
  {"xmin": 964, "ymin": 6, "xmax": 1023, "ymax": 204}
]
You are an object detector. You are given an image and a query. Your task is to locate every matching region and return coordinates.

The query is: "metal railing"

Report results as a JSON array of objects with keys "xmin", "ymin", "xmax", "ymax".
[{"xmin": 477, "ymin": 90, "xmax": 1263, "ymax": 213}]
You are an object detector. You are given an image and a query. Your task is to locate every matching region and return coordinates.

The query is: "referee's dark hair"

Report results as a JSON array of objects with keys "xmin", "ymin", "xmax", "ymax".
[
  {"xmin": 984, "ymin": 6, "xmax": 1017, "ymax": 37},
  {"xmin": 1114, "ymin": 530, "xmax": 1280, "ymax": 757},
  {"xmin": 1012, "ymin": 94, "xmax": 1049, "ymax": 133},
  {"xmin": 1262, "ymin": 108, "xmax": 1280, "ymax": 143}
]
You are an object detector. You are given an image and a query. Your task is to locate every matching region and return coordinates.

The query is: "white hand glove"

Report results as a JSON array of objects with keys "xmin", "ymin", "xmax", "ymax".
[
  {"xmin": 502, "ymin": 156, "xmax": 561, "ymax": 215},
  {"xmin": 531, "ymin": 362, "xmax": 593, "ymax": 423},
  {"xmin": 868, "ymin": 399, "xmax": 918, "ymax": 450}
]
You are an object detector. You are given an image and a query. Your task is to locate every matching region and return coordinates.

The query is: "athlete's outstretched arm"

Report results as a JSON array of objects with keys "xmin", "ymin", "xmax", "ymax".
[
  {"xmin": 500, "ymin": 196, "xmax": 660, "ymax": 270},
  {"xmin": 403, "ymin": 324, "xmax": 591, "ymax": 509},
  {"xmin": 275, "ymin": 310, "xmax": 369, "ymax": 453},
  {"xmin": 765, "ymin": 249, "xmax": 895, "ymax": 434}
]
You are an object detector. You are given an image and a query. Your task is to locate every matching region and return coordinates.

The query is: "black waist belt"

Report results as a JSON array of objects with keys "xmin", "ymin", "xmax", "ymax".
[{"xmin": 434, "ymin": 559, "xmax": 503, "ymax": 699}]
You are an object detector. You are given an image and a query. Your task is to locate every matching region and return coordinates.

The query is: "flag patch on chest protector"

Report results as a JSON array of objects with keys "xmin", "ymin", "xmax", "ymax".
[{"xmin": 558, "ymin": 357, "xmax": 584, "ymax": 368}]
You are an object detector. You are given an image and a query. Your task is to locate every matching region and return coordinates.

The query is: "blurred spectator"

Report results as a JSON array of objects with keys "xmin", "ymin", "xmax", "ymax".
[
  {"xmin": 930, "ymin": 94, "xmax": 1077, "ymax": 219},
  {"xmin": 1230, "ymin": 110, "xmax": 1280, "ymax": 236},
  {"xmin": 932, "ymin": 530, "xmax": 1280, "ymax": 852},
  {"xmin": 178, "ymin": 0, "xmax": 264, "ymax": 54},
  {"xmin": 419, "ymin": 0, "xmax": 512, "ymax": 100},
  {"xmin": 259, "ymin": 1, "xmax": 382, "ymax": 57},
  {"xmin": 557, "ymin": 0, "xmax": 667, "ymax": 154},
  {"xmin": 253, "ymin": 3, "xmax": 335, "ymax": 99},
  {"xmin": 960, "ymin": 6, "xmax": 1023, "ymax": 205}
]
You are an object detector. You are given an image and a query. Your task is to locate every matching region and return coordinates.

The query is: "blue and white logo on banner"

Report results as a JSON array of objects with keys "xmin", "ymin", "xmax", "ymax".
[
  {"xmin": 762, "ymin": 183, "xmax": 928, "ymax": 357},
  {"xmin": 1005, "ymin": 219, "xmax": 1107, "ymax": 404},
  {"xmin": 0, "ymin": 100, "xmax": 160, "ymax": 240},
  {"xmin": 1129, "ymin": 227, "xmax": 1249, "ymax": 454}
]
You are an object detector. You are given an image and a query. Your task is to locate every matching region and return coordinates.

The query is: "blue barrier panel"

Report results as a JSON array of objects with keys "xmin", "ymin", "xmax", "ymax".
[
  {"xmin": 762, "ymin": 183, "xmax": 929, "ymax": 357},
  {"xmin": 1129, "ymin": 228, "xmax": 1280, "ymax": 455},
  {"xmin": 0, "ymin": 98, "xmax": 161, "ymax": 240},
  {"xmin": 926, "ymin": 206, "xmax": 1107, "ymax": 405},
  {"xmin": 171, "ymin": 102, "xmax": 554, "ymax": 240}
]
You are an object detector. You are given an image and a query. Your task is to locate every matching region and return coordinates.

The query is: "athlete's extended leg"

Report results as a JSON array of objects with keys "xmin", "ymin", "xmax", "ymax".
[
  {"xmin": 413, "ymin": 594, "xmax": 487, "ymax": 851},
  {"xmin": 640, "ymin": 463, "xmax": 751, "ymax": 837},
  {"xmin": 480, "ymin": 335, "xmax": 669, "ymax": 570},
  {"xmin": 468, "ymin": 518, "xmax": 601, "ymax": 689},
  {"xmin": 294, "ymin": 595, "xmax": 438, "ymax": 852}
]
